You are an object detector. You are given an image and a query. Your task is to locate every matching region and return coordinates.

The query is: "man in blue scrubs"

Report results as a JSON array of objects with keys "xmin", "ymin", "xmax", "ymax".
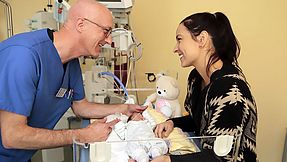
[{"xmin": 0, "ymin": 0, "xmax": 145, "ymax": 161}]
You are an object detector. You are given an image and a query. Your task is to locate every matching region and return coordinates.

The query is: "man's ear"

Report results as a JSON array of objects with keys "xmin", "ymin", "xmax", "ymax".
[
  {"xmin": 75, "ymin": 17, "xmax": 84, "ymax": 33},
  {"xmin": 197, "ymin": 30, "xmax": 209, "ymax": 48}
]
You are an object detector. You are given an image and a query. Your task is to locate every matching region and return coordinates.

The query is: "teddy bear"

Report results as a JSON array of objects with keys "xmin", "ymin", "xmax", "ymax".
[{"xmin": 145, "ymin": 74, "xmax": 182, "ymax": 118}]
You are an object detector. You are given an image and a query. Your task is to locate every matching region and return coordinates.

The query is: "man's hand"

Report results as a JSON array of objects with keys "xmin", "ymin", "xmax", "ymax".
[
  {"xmin": 123, "ymin": 104, "xmax": 147, "ymax": 117},
  {"xmin": 77, "ymin": 118, "xmax": 119, "ymax": 143}
]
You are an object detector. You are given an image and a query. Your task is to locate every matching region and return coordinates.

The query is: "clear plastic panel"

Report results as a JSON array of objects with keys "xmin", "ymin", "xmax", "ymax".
[{"xmin": 73, "ymin": 134, "xmax": 241, "ymax": 162}]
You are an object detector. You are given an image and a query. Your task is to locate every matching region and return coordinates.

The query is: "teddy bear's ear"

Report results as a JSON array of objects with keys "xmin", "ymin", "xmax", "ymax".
[
  {"xmin": 156, "ymin": 73, "xmax": 164, "ymax": 79},
  {"xmin": 170, "ymin": 79, "xmax": 179, "ymax": 88}
]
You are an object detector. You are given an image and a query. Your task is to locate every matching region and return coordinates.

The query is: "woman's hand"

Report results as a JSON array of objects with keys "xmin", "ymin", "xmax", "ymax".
[
  {"xmin": 151, "ymin": 155, "xmax": 171, "ymax": 162},
  {"xmin": 154, "ymin": 120, "xmax": 174, "ymax": 138}
]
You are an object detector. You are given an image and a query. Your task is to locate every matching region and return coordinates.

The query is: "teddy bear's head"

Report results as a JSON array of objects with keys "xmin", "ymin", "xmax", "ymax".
[{"xmin": 156, "ymin": 74, "xmax": 180, "ymax": 100}]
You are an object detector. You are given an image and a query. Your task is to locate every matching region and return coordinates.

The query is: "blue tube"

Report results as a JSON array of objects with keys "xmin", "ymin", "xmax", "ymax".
[{"xmin": 99, "ymin": 71, "xmax": 129, "ymax": 98}]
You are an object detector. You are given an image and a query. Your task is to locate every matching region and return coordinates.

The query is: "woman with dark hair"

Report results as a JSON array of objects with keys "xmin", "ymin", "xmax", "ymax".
[{"xmin": 152, "ymin": 12, "xmax": 258, "ymax": 162}]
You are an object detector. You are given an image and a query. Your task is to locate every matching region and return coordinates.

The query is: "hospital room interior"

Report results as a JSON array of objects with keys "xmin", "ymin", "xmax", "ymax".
[{"xmin": 0, "ymin": 0, "xmax": 287, "ymax": 162}]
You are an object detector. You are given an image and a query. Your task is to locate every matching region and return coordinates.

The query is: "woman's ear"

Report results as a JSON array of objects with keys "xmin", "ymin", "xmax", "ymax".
[{"xmin": 197, "ymin": 30, "xmax": 209, "ymax": 48}]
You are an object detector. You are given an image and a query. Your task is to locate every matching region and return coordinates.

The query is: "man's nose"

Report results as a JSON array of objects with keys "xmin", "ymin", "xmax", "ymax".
[{"xmin": 105, "ymin": 35, "xmax": 112, "ymax": 45}]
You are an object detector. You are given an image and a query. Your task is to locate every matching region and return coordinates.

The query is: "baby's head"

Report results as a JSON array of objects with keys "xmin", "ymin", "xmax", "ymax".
[{"xmin": 129, "ymin": 113, "xmax": 144, "ymax": 121}]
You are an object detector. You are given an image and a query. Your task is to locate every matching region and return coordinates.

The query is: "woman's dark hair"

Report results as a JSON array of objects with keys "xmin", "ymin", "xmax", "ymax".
[{"xmin": 181, "ymin": 12, "xmax": 241, "ymax": 75}]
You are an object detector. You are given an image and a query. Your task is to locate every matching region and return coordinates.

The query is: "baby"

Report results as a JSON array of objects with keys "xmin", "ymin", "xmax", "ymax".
[
  {"xmin": 106, "ymin": 111, "xmax": 168, "ymax": 162},
  {"xmin": 126, "ymin": 112, "xmax": 168, "ymax": 162}
]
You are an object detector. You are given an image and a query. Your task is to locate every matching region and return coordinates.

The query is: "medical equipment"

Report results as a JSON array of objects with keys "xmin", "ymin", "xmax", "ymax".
[
  {"xmin": 26, "ymin": 11, "xmax": 58, "ymax": 31},
  {"xmin": 98, "ymin": 0, "xmax": 132, "ymax": 25},
  {"xmin": 53, "ymin": 0, "xmax": 70, "ymax": 24},
  {"xmin": 0, "ymin": 0, "xmax": 13, "ymax": 38},
  {"xmin": 73, "ymin": 134, "xmax": 241, "ymax": 162},
  {"xmin": 84, "ymin": 0, "xmax": 147, "ymax": 106},
  {"xmin": 25, "ymin": 0, "xmax": 70, "ymax": 31}
]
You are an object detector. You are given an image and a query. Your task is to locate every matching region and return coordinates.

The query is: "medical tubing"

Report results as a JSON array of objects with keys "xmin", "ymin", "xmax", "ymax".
[
  {"xmin": 0, "ymin": 0, "xmax": 14, "ymax": 37},
  {"xmin": 99, "ymin": 72, "xmax": 129, "ymax": 98}
]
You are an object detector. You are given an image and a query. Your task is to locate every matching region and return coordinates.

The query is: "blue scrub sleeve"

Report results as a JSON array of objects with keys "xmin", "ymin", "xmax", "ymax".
[{"xmin": 0, "ymin": 46, "xmax": 39, "ymax": 117}]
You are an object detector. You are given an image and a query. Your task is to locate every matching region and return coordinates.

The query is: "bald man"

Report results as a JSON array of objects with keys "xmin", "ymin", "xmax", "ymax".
[{"xmin": 0, "ymin": 0, "xmax": 145, "ymax": 161}]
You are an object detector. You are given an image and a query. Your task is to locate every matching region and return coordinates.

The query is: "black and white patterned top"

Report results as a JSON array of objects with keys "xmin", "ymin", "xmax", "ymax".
[{"xmin": 171, "ymin": 62, "xmax": 257, "ymax": 162}]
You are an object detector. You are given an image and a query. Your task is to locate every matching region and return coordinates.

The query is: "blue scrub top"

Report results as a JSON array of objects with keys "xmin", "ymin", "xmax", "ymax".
[{"xmin": 0, "ymin": 29, "xmax": 85, "ymax": 162}]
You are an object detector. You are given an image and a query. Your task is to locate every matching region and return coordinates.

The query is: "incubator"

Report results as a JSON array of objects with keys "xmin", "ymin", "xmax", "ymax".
[
  {"xmin": 72, "ymin": 134, "xmax": 242, "ymax": 162},
  {"xmin": 79, "ymin": 72, "xmax": 242, "ymax": 162}
]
